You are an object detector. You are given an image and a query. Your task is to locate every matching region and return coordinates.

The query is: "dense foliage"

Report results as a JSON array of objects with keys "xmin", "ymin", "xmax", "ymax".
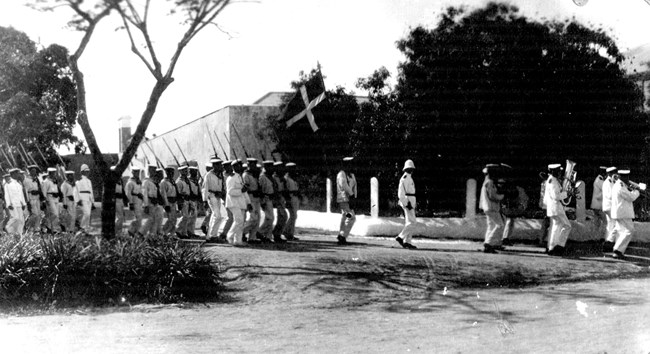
[{"xmin": 0, "ymin": 233, "xmax": 221, "ymax": 310}]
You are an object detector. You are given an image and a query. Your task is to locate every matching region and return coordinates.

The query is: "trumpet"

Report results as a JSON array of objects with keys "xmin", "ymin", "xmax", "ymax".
[
  {"xmin": 628, "ymin": 181, "xmax": 648, "ymax": 197},
  {"xmin": 561, "ymin": 160, "xmax": 581, "ymax": 206}
]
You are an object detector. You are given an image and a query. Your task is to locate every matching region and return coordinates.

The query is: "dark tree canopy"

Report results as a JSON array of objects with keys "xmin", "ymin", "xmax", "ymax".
[{"xmin": 0, "ymin": 26, "xmax": 82, "ymax": 166}]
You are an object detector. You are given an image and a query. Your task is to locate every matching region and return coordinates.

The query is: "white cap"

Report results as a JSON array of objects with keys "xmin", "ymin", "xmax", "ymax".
[
  {"xmin": 80, "ymin": 164, "xmax": 90, "ymax": 172},
  {"xmin": 178, "ymin": 165, "xmax": 188, "ymax": 171},
  {"xmin": 599, "ymin": 166, "xmax": 608, "ymax": 170},
  {"xmin": 47, "ymin": 167, "xmax": 57, "ymax": 172},
  {"xmin": 618, "ymin": 169, "xmax": 630, "ymax": 175},
  {"xmin": 65, "ymin": 170, "xmax": 74, "ymax": 175},
  {"xmin": 606, "ymin": 166, "xmax": 617, "ymax": 173},
  {"xmin": 131, "ymin": 166, "xmax": 142, "ymax": 171},
  {"xmin": 148, "ymin": 163, "xmax": 158, "ymax": 168},
  {"xmin": 343, "ymin": 157, "xmax": 354, "ymax": 162},
  {"xmin": 500, "ymin": 163, "xmax": 512, "ymax": 169},
  {"xmin": 403, "ymin": 159, "xmax": 415, "ymax": 170},
  {"xmin": 273, "ymin": 161, "xmax": 284, "ymax": 166},
  {"xmin": 189, "ymin": 166, "xmax": 198, "ymax": 170},
  {"xmin": 205, "ymin": 162, "xmax": 213, "ymax": 167},
  {"xmin": 286, "ymin": 162, "xmax": 297, "ymax": 167},
  {"xmin": 110, "ymin": 166, "xmax": 116, "ymax": 171},
  {"xmin": 548, "ymin": 164, "xmax": 562, "ymax": 170},
  {"xmin": 8, "ymin": 168, "xmax": 20, "ymax": 174}
]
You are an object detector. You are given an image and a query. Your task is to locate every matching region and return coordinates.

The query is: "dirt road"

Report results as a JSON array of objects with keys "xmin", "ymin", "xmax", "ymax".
[{"xmin": 1, "ymin": 234, "xmax": 649, "ymax": 353}]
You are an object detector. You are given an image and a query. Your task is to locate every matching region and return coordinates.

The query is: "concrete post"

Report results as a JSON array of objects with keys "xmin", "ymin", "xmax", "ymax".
[
  {"xmin": 371, "ymin": 177, "xmax": 379, "ymax": 218},
  {"xmin": 326, "ymin": 177, "xmax": 332, "ymax": 213},
  {"xmin": 466, "ymin": 178, "xmax": 477, "ymax": 218},
  {"xmin": 576, "ymin": 180, "xmax": 586, "ymax": 222}
]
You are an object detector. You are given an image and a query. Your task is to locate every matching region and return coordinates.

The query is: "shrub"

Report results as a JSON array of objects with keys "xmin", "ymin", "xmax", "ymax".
[{"xmin": 0, "ymin": 232, "xmax": 221, "ymax": 310}]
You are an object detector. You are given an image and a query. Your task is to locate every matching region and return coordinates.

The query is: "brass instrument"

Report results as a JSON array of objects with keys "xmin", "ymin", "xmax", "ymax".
[
  {"xmin": 628, "ymin": 181, "xmax": 649, "ymax": 197},
  {"xmin": 561, "ymin": 159, "xmax": 581, "ymax": 206}
]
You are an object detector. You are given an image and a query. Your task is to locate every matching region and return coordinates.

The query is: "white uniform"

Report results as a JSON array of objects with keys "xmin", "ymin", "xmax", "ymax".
[
  {"xmin": 201, "ymin": 170, "xmax": 223, "ymax": 239},
  {"xmin": 242, "ymin": 171, "xmax": 261, "ymax": 241},
  {"xmin": 284, "ymin": 174, "xmax": 300, "ymax": 239},
  {"xmin": 60, "ymin": 180, "xmax": 79, "ymax": 232},
  {"xmin": 4, "ymin": 178, "xmax": 26, "ymax": 234},
  {"xmin": 125, "ymin": 177, "xmax": 143, "ymax": 235},
  {"xmin": 23, "ymin": 175, "xmax": 43, "ymax": 232},
  {"xmin": 76, "ymin": 175, "xmax": 94, "ymax": 230},
  {"xmin": 479, "ymin": 176, "xmax": 504, "ymax": 246},
  {"xmin": 602, "ymin": 176, "xmax": 617, "ymax": 243},
  {"xmin": 41, "ymin": 176, "xmax": 60, "ymax": 232},
  {"xmin": 225, "ymin": 172, "xmax": 249, "ymax": 245},
  {"xmin": 336, "ymin": 170, "xmax": 357, "ymax": 238},
  {"xmin": 611, "ymin": 180, "xmax": 639, "ymax": 254},
  {"xmin": 590, "ymin": 175, "xmax": 605, "ymax": 236},
  {"xmin": 544, "ymin": 175, "xmax": 571, "ymax": 251},
  {"xmin": 397, "ymin": 172, "xmax": 417, "ymax": 243}
]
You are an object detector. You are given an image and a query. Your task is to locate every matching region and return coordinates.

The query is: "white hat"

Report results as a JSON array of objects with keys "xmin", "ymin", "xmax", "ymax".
[
  {"xmin": 263, "ymin": 160, "xmax": 274, "ymax": 165},
  {"xmin": 205, "ymin": 162, "xmax": 213, "ymax": 167},
  {"xmin": 599, "ymin": 166, "xmax": 608, "ymax": 170},
  {"xmin": 606, "ymin": 166, "xmax": 617, "ymax": 173},
  {"xmin": 403, "ymin": 159, "xmax": 415, "ymax": 170},
  {"xmin": 164, "ymin": 164, "xmax": 177, "ymax": 170},
  {"xmin": 189, "ymin": 166, "xmax": 198, "ymax": 170},
  {"xmin": 65, "ymin": 170, "xmax": 74, "ymax": 175},
  {"xmin": 273, "ymin": 161, "xmax": 284, "ymax": 166},
  {"xmin": 246, "ymin": 157, "xmax": 258, "ymax": 163},
  {"xmin": 131, "ymin": 166, "xmax": 142, "ymax": 171},
  {"xmin": 47, "ymin": 167, "xmax": 57, "ymax": 172},
  {"xmin": 343, "ymin": 157, "xmax": 354, "ymax": 162},
  {"xmin": 231, "ymin": 160, "xmax": 242, "ymax": 166},
  {"xmin": 548, "ymin": 163, "xmax": 562, "ymax": 170},
  {"xmin": 286, "ymin": 162, "xmax": 297, "ymax": 167},
  {"xmin": 110, "ymin": 166, "xmax": 116, "ymax": 171},
  {"xmin": 618, "ymin": 169, "xmax": 630, "ymax": 175},
  {"xmin": 178, "ymin": 165, "xmax": 188, "ymax": 171},
  {"xmin": 27, "ymin": 165, "xmax": 39, "ymax": 170},
  {"xmin": 148, "ymin": 163, "xmax": 158, "ymax": 168},
  {"xmin": 80, "ymin": 164, "xmax": 90, "ymax": 172},
  {"xmin": 500, "ymin": 163, "xmax": 512, "ymax": 169},
  {"xmin": 483, "ymin": 163, "xmax": 499, "ymax": 174},
  {"xmin": 8, "ymin": 168, "xmax": 20, "ymax": 174}
]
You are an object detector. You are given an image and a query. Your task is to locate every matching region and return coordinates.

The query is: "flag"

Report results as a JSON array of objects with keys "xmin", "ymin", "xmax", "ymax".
[{"xmin": 284, "ymin": 69, "xmax": 326, "ymax": 132}]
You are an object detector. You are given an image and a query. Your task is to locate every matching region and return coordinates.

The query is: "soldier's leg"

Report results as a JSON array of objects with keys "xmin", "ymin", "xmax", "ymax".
[
  {"xmin": 207, "ymin": 196, "xmax": 223, "ymax": 239},
  {"xmin": 31, "ymin": 199, "xmax": 43, "ymax": 232},
  {"xmin": 557, "ymin": 213, "xmax": 572, "ymax": 248},
  {"xmin": 272, "ymin": 202, "xmax": 288, "ymax": 239},
  {"xmin": 398, "ymin": 206, "xmax": 418, "ymax": 244},
  {"xmin": 139, "ymin": 205, "xmax": 154, "ymax": 236},
  {"xmin": 176, "ymin": 202, "xmax": 189, "ymax": 237},
  {"xmin": 258, "ymin": 198, "xmax": 274, "ymax": 239},
  {"xmin": 284, "ymin": 196, "xmax": 299, "ymax": 239},
  {"xmin": 343, "ymin": 209, "xmax": 356, "ymax": 238},
  {"xmin": 220, "ymin": 207, "xmax": 234, "ymax": 238},
  {"xmin": 115, "ymin": 200, "xmax": 125, "ymax": 235},
  {"xmin": 201, "ymin": 206, "xmax": 211, "ymax": 235},
  {"xmin": 80, "ymin": 200, "xmax": 92, "ymax": 230},
  {"xmin": 484, "ymin": 211, "xmax": 504, "ymax": 247},
  {"xmin": 153, "ymin": 206, "xmax": 165, "ymax": 236},
  {"xmin": 605, "ymin": 211, "xmax": 617, "ymax": 243},
  {"xmin": 613, "ymin": 219, "xmax": 634, "ymax": 254},
  {"xmin": 226, "ymin": 207, "xmax": 244, "ymax": 244},
  {"xmin": 5, "ymin": 207, "xmax": 19, "ymax": 234},
  {"xmin": 187, "ymin": 201, "xmax": 197, "ymax": 236}
]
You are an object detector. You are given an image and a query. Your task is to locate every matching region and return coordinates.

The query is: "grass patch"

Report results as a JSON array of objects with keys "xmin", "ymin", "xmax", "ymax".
[{"xmin": 0, "ymin": 232, "xmax": 221, "ymax": 312}]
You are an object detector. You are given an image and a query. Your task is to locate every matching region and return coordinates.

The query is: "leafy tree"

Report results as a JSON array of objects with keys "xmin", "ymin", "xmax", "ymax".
[
  {"xmin": 393, "ymin": 2, "xmax": 647, "ymax": 211},
  {"xmin": 0, "ymin": 26, "xmax": 82, "ymax": 168},
  {"xmin": 29, "ymin": 0, "xmax": 234, "ymax": 237}
]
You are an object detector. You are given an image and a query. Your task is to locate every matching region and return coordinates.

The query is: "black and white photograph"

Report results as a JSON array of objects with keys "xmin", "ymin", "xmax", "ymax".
[{"xmin": 1, "ymin": 0, "xmax": 650, "ymax": 352}]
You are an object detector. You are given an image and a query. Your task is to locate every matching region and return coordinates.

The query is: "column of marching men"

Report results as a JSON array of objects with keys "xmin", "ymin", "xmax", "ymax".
[{"xmin": 0, "ymin": 163, "xmax": 96, "ymax": 236}]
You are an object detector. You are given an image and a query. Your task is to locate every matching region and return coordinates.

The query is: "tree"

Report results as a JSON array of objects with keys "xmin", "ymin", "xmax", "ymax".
[
  {"xmin": 30, "ymin": 0, "xmax": 234, "ymax": 237},
  {"xmin": 393, "ymin": 2, "xmax": 647, "ymax": 211},
  {"xmin": 0, "ymin": 26, "xmax": 82, "ymax": 168}
]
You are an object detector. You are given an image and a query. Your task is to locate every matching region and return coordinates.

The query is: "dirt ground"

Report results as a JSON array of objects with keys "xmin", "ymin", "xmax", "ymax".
[{"xmin": 1, "ymin": 231, "xmax": 650, "ymax": 353}]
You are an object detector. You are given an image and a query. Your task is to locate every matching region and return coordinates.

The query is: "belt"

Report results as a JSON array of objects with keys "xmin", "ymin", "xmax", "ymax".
[
  {"xmin": 168, "ymin": 197, "xmax": 177, "ymax": 203},
  {"xmin": 405, "ymin": 193, "xmax": 416, "ymax": 196},
  {"xmin": 79, "ymin": 191, "xmax": 91, "ymax": 194},
  {"xmin": 131, "ymin": 193, "xmax": 143, "ymax": 199},
  {"xmin": 115, "ymin": 193, "xmax": 124, "ymax": 198}
]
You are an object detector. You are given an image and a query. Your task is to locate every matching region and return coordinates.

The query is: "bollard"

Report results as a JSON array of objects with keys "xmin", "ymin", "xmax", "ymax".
[
  {"xmin": 326, "ymin": 177, "xmax": 332, "ymax": 213},
  {"xmin": 465, "ymin": 178, "xmax": 477, "ymax": 218},
  {"xmin": 576, "ymin": 180, "xmax": 586, "ymax": 222},
  {"xmin": 371, "ymin": 177, "xmax": 379, "ymax": 218}
]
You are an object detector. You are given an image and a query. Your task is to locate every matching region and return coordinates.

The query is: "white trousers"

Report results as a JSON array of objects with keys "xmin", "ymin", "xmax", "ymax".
[
  {"xmin": 548, "ymin": 214, "xmax": 572, "ymax": 250},
  {"xmin": 80, "ymin": 200, "xmax": 92, "ymax": 230},
  {"xmin": 613, "ymin": 218, "xmax": 634, "ymax": 254},
  {"xmin": 605, "ymin": 211, "xmax": 618, "ymax": 243},
  {"xmin": 226, "ymin": 207, "xmax": 245, "ymax": 244},
  {"xmin": 5, "ymin": 206, "xmax": 25, "ymax": 235},
  {"xmin": 398, "ymin": 206, "xmax": 418, "ymax": 243},
  {"xmin": 207, "ymin": 195, "xmax": 223, "ymax": 238},
  {"xmin": 484, "ymin": 211, "xmax": 504, "ymax": 246}
]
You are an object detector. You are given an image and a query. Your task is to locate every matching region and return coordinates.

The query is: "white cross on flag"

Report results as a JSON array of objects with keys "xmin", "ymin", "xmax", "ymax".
[{"xmin": 285, "ymin": 70, "xmax": 326, "ymax": 132}]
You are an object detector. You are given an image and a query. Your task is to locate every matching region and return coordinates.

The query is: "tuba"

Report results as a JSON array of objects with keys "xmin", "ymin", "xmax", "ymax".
[{"xmin": 561, "ymin": 160, "xmax": 580, "ymax": 206}]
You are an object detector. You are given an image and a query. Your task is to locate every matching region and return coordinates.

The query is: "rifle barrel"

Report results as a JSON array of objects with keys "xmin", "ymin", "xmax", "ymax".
[
  {"xmin": 214, "ymin": 131, "xmax": 229, "ymax": 160},
  {"xmin": 162, "ymin": 138, "xmax": 181, "ymax": 166},
  {"xmin": 231, "ymin": 124, "xmax": 250, "ymax": 159},
  {"xmin": 222, "ymin": 133, "xmax": 238, "ymax": 160},
  {"xmin": 174, "ymin": 138, "xmax": 189, "ymax": 164}
]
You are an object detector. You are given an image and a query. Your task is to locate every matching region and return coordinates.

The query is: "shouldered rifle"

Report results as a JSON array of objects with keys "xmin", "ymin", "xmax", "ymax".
[
  {"xmin": 3, "ymin": 144, "xmax": 16, "ymax": 166},
  {"xmin": 204, "ymin": 123, "xmax": 220, "ymax": 159},
  {"xmin": 213, "ymin": 131, "xmax": 229, "ymax": 160},
  {"xmin": 162, "ymin": 138, "xmax": 181, "ymax": 167},
  {"xmin": 144, "ymin": 141, "xmax": 164, "ymax": 168},
  {"xmin": 222, "ymin": 133, "xmax": 238, "ymax": 160},
  {"xmin": 35, "ymin": 144, "xmax": 49, "ymax": 166},
  {"xmin": 231, "ymin": 124, "xmax": 250, "ymax": 159},
  {"xmin": 174, "ymin": 138, "xmax": 189, "ymax": 165}
]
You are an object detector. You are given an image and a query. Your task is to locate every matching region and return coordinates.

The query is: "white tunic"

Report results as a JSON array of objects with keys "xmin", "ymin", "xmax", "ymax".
[
  {"xmin": 611, "ymin": 180, "xmax": 639, "ymax": 219},
  {"xmin": 398, "ymin": 172, "xmax": 416, "ymax": 208},
  {"xmin": 602, "ymin": 176, "xmax": 615, "ymax": 212},
  {"xmin": 591, "ymin": 175, "xmax": 604, "ymax": 210},
  {"xmin": 4, "ymin": 178, "xmax": 26, "ymax": 208},
  {"xmin": 544, "ymin": 176, "xmax": 567, "ymax": 217},
  {"xmin": 77, "ymin": 176, "xmax": 94, "ymax": 203},
  {"xmin": 226, "ymin": 173, "xmax": 248, "ymax": 209}
]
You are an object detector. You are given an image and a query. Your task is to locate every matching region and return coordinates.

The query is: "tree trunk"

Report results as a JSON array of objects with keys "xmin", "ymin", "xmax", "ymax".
[{"xmin": 101, "ymin": 175, "xmax": 117, "ymax": 239}]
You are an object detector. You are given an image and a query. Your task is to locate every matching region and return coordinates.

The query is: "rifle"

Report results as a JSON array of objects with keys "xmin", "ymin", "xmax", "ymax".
[
  {"xmin": 3, "ymin": 144, "xmax": 17, "ymax": 166},
  {"xmin": 263, "ymin": 141, "xmax": 277, "ymax": 162},
  {"xmin": 53, "ymin": 149, "xmax": 66, "ymax": 167},
  {"xmin": 231, "ymin": 124, "xmax": 250, "ymax": 159},
  {"xmin": 222, "ymin": 132, "xmax": 238, "ymax": 160},
  {"xmin": 204, "ymin": 124, "xmax": 220, "ymax": 159},
  {"xmin": 143, "ymin": 141, "xmax": 164, "ymax": 168},
  {"xmin": 162, "ymin": 138, "xmax": 181, "ymax": 167},
  {"xmin": 35, "ymin": 144, "xmax": 49, "ymax": 166},
  {"xmin": 0, "ymin": 147, "xmax": 13, "ymax": 167},
  {"xmin": 174, "ymin": 138, "xmax": 189, "ymax": 165},
  {"xmin": 20, "ymin": 143, "xmax": 39, "ymax": 168},
  {"xmin": 15, "ymin": 144, "xmax": 29, "ymax": 168},
  {"xmin": 213, "ymin": 131, "xmax": 229, "ymax": 160}
]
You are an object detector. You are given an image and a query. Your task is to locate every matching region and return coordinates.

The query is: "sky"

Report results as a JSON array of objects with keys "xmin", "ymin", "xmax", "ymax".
[{"xmin": 1, "ymin": 0, "xmax": 650, "ymax": 154}]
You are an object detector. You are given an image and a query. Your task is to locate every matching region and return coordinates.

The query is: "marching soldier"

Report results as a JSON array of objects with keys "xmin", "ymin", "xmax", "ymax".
[
  {"xmin": 242, "ymin": 158, "xmax": 262, "ymax": 243},
  {"xmin": 610, "ymin": 169, "xmax": 640, "ymax": 259},
  {"xmin": 602, "ymin": 167, "xmax": 618, "ymax": 252},
  {"xmin": 544, "ymin": 163, "xmax": 572, "ymax": 256},
  {"xmin": 42, "ymin": 167, "xmax": 61, "ymax": 233},
  {"xmin": 153, "ymin": 168, "xmax": 166, "ymax": 235},
  {"xmin": 202, "ymin": 157, "xmax": 224, "ymax": 242},
  {"xmin": 200, "ymin": 162, "xmax": 213, "ymax": 236},
  {"xmin": 590, "ymin": 166, "xmax": 607, "ymax": 236},
  {"xmin": 160, "ymin": 165, "xmax": 179, "ymax": 236},
  {"xmin": 187, "ymin": 165, "xmax": 201, "ymax": 238},
  {"xmin": 125, "ymin": 167, "xmax": 144, "ymax": 236},
  {"xmin": 60, "ymin": 170, "xmax": 79, "ymax": 232},
  {"xmin": 336, "ymin": 157, "xmax": 357, "ymax": 245},
  {"xmin": 283, "ymin": 162, "xmax": 300, "ymax": 241},
  {"xmin": 225, "ymin": 160, "xmax": 250, "ymax": 245},
  {"xmin": 175, "ymin": 165, "xmax": 191, "ymax": 238},
  {"xmin": 219, "ymin": 160, "xmax": 234, "ymax": 240},
  {"xmin": 4, "ymin": 168, "xmax": 27, "ymax": 235},
  {"xmin": 112, "ymin": 166, "xmax": 128, "ymax": 235},
  {"xmin": 395, "ymin": 159, "xmax": 418, "ymax": 249},
  {"xmin": 24, "ymin": 165, "xmax": 44, "ymax": 232},
  {"xmin": 257, "ymin": 160, "xmax": 275, "ymax": 243},
  {"xmin": 139, "ymin": 164, "xmax": 162, "ymax": 237},
  {"xmin": 479, "ymin": 164, "xmax": 504, "ymax": 253},
  {"xmin": 77, "ymin": 164, "xmax": 94, "ymax": 232},
  {"xmin": 272, "ymin": 161, "xmax": 288, "ymax": 243}
]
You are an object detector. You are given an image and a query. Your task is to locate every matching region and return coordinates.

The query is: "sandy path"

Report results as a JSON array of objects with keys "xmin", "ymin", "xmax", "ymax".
[{"xmin": 1, "ymin": 234, "xmax": 649, "ymax": 353}]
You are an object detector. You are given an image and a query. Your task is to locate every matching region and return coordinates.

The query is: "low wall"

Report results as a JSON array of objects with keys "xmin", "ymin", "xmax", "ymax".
[{"xmin": 295, "ymin": 210, "xmax": 650, "ymax": 243}]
